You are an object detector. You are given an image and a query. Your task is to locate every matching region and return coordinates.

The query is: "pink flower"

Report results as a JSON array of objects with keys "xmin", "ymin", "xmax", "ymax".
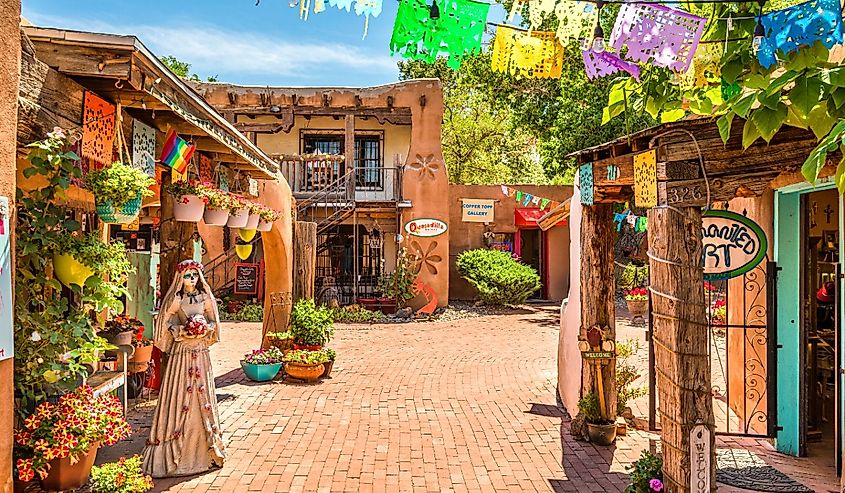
[{"xmin": 649, "ymin": 479, "xmax": 663, "ymax": 491}]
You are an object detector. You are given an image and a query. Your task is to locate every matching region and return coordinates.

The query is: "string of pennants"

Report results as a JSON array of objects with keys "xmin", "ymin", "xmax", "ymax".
[
  {"xmin": 613, "ymin": 209, "xmax": 647, "ymax": 233},
  {"xmin": 287, "ymin": 0, "xmax": 845, "ymax": 82},
  {"xmin": 500, "ymin": 185, "xmax": 561, "ymax": 211}
]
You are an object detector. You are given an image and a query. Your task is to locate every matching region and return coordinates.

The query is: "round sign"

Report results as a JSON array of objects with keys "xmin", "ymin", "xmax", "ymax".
[
  {"xmin": 404, "ymin": 218, "xmax": 447, "ymax": 238},
  {"xmin": 702, "ymin": 210, "xmax": 767, "ymax": 281}
]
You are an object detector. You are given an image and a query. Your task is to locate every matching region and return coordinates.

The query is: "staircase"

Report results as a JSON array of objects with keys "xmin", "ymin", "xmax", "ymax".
[{"xmin": 296, "ymin": 170, "xmax": 356, "ymax": 249}]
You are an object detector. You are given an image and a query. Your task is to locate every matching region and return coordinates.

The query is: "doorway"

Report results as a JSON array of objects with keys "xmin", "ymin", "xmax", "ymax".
[{"xmin": 517, "ymin": 228, "xmax": 546, "ymax": 299}]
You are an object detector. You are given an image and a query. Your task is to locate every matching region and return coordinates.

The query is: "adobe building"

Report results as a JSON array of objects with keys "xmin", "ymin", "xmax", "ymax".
[
  {"xmin": 194, "ymin": 80, "xmax": 450, "ymax": 308},
  {"xmin": 448, "ymin": 184, "xmax": 572, "ymax": 301}
]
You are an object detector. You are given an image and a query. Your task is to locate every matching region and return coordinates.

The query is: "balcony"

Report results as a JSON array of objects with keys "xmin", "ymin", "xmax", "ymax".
[{"xmin": 278, "ymin": 155, "xmax": 402, "ymax": 204}]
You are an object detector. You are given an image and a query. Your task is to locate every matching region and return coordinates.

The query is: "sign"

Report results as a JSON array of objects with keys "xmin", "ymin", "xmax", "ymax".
[
  {"xmin": 702, "ymin": 210, "xmax": 767, "ymax": 280},
  {"xmin": 0, "ymin": 197, "xmax": 11, "ymax": 360},
  {"xmin": 581, "ymin": 351, "xmax": 615, "ymax": 359},
  {"xmin": 404, "ymin": 218, "xmax": 447, "ymax": 238},
  {"xmin": 690, "ymin": 424, "xmax": 711, "ymax": 492},
  {"xmin": 461, "ymin": 199, "xmax": 495, "ymax": 223},
  {"xmin": 633, "ymin": 149, "xmax": 657, "ymax": 208},
  {"xmin": 234, "ymin": 263, "xmax": 260, "ymax": 295}
]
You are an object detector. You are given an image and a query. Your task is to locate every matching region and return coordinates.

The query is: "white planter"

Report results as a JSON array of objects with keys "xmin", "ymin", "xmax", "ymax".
[
  {"xmin": 257, "ymin": 219, "xmax": 273, "ymax": 232},
  {"xmin": 227, "ymin": 207, "xmax": 249, "ymax": 228},
  {"xmin": 203, "ymin": 207, "xmax": 229, "ymax": 226},
  {"xmin": 173, "ymin": 195, "xmax": 205, "ymax": 222},
  {"xmin": 245, "ymin": 213, "xmax": 260, "ymax": 230}
]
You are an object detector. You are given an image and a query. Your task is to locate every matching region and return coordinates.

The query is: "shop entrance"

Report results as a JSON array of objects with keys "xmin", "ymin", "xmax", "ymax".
[{"xmin": 517, "ymin": 228, "xmax": 545, "ymax": 299}]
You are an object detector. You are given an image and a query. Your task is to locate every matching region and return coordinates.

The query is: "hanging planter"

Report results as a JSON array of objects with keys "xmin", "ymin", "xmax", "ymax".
[
  {"xmin": 198, "ymin": 186, "xmax": 239, "ymax": 226},
  {"xmin": 257, "ymin": 219, "xmax": 273, "ymax": 232},
  {"xmin": 245, "ymin": 213, "xmax": 260, "ymax": 230},
  {"xmin": 203, "ymin": 207, "xmax": 229, "ymax": 226},
  {"xmin": 52, "ymin": 253, "xmax": 93, "ymax": 288},
  {"xmin": 84, "ymin": 161, "xmax": 155, "ymax": 225},
  {"xmin": 239, "ymin": 228, "xmax": 257, "ymax": 242},
  {"xmin": 227, "ymin": 207, "xmax": 249, "ymax": 228},
  {"xmin": 257, "ymin": 206, "xmax": 282, "ymax": 232},
  {"xmin": 235, "ymin": 243, "xmax": 253, "ymax": 260},
  {"xmin": 173, "ymin": 194, "xmax": 205, "ymax": 222}
]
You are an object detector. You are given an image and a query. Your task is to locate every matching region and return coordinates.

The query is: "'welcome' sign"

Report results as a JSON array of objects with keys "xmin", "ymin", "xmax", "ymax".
[{"xmin": 702, "ymin": 210, "xmax": 767, "ymax": 281}]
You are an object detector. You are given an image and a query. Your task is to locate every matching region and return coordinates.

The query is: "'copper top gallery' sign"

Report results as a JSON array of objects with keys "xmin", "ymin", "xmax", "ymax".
[
  {"xmin": 461, "ymin": 199, "xmax": 495, "ymax": 223},
  {"xmin": 702, "ymin": 210, "xmax": 767, "ymax": 281}
]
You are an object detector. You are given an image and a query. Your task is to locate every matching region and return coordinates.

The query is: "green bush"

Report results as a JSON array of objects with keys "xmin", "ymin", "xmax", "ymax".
[
  {"xmin": 625, "ymin": 450, "xmax": 663, "ymax": 493},
  {"xmin": 290, "ymin": 299, "xmax": 334, "ymax": 346},
  {"xmin": 235, "ymin": 303, "xmax": 263, "ymax": 322},
  {"xmin": 331, "ymin": 306, "xmax": 385, "ymax": 323},
  {"xmin": 456, "ymin": 249, "xmax": 540, "ymax": 305},
  {"xmin": 90, "ymin": 455, "xmax": 154, "ymax": 493}
]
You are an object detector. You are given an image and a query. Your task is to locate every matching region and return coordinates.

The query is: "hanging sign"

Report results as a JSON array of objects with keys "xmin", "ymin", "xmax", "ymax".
[
  {"xmin": 234, "ymin": 263, "xmax": 260, "ymax": 295},
  {"xmin": 690, "ymin": 424, "xmax": 711, "ymax": 493},
  {"xmin": 0, "ymin": 197, "xmax": 12, "ymax": 361},
  {"xmin": 405, "ymin": 218, "xmax": 447, "ymax": 237},
  {"xmin": 461, "ymin": 199, "xmax": 495, "ymax": 222},
  {"xmin": 702, "ymin": 210, "xmax": 767, "ymax": 281}
]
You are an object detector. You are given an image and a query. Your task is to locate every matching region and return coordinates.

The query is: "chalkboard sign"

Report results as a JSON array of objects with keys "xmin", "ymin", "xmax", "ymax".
[{"xmin": 234, "ymin": 263, "xmax": 259, "ymax": 295}]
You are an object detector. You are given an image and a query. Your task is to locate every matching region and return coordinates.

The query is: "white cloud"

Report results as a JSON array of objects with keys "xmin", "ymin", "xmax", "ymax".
[{"xmin": 22, "ymin": 12, "xmax": 398, "ymax": 82}]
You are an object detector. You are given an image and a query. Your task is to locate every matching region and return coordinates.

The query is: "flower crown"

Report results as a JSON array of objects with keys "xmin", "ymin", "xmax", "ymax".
[{"xmin": 176, "ymin": 260, "xmax": 204, "ymax": 272}]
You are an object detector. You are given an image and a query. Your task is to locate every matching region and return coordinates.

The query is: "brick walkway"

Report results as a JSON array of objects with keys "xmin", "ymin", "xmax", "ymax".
[{"xmin": 98, "ymin": 304, "xmax": 838, "ymax": 492}]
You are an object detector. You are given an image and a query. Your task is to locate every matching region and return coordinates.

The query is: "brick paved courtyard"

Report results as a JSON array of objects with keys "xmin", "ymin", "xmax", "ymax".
[{"xmin": 99, "ymin": 304, "xmax": 838, "ymax": 492}]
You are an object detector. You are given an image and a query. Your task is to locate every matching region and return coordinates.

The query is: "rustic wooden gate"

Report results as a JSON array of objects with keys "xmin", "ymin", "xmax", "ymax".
[{"xmin": 649, "ymin": 260, "xmax": 778, "ymax": 437}]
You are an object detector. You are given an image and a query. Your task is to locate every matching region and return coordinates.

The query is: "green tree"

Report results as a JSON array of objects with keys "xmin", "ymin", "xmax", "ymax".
[{"xmin": 160, "ymin": 55, "xmax": 219, "ymax": 82}]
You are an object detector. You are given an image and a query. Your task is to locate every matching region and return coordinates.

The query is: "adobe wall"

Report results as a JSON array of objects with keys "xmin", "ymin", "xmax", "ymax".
[
  {"xmin": 1, "ymin": 2, "xmax": 20, "ymax": 490},
  {"xmin": 448, "ymin": 184, "xmax": 572, "ymax": 301}
]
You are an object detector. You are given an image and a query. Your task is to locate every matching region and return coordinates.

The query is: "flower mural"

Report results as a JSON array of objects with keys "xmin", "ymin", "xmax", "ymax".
[
  {"xmin": 408, "ymin": 240, "xmax": 442, "ymax": 275},
  {"xmin": 408, "ymin": 154, "xmax": 441, "ymax": 180}
]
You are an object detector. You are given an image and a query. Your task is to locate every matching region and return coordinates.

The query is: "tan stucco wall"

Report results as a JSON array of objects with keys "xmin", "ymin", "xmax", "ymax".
[
  {"xmin": 2, "ymin": 2, "xmax": 20, "ymax": 490},
  {"xmin": 448, "ymin": 184, "xmax": 572, "ymax": 301}
]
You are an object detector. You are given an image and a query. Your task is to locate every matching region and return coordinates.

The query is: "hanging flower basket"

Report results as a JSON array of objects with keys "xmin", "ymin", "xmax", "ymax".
[
  {"xmin": 257, "ymin": 219, "xmax": 273, "ymax": 232},
  {"xmin": 227, "ymin": 207, "xmax": 249, "ymax": 228},
  {"xmin": 203, "ymin": 207, "xmax": 229, "ymax": 226},
  {"xmin": 38, "ymin": 441, "xmax": 100, "ymax": 492},
  {"xmin": 96, "ymin": 194, "xmax": 142, "ymax": 224},
  {"xmin": 245, "ymin": 213, "xmax": 260, "ymax": 230},
  {"xmin": 173, "ymin": 194, "xmax": 205, "ymax": 222},
  {"xmin": 52, "ymin": 253, "xmax": 93, "ymax": 288}
]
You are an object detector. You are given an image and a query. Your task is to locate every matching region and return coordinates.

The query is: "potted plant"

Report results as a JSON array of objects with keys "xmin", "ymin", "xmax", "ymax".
[
  {"xmin": 282, "ymin": 349, "xmax": 329, "ymax": 381},
  {"xmin": 321, "ymin": 348, "xmax": 336, "ymax": 378},
  {"xmin": 101, "ymin": 315, "xmax": 143, "ymax": 347},
  {"xmin": 128, "ymin": 321, "xmax": 154, "ymax": 374},
  {"xmin": 257, "ymin": 206, "xmax": 281, "ymax": 232},
  {"xmin": 164, "ymin": 181, "xmax": 206, "ymax": 222},
  {"xmin": 198, "ymin": 185, "xmax": 236, "ymax": 226},
  {"xmin": 578, "ymin": 392, "xmax": 617, "ymax": 446},
  {"xmin": 290, "ymin": 299, "xmax": 334, "ymax": 350},
  {"xmin": 244, "ymin": 202, "xmax": 262, "ymax": 230},
  {"xmin": 53, "ymin": 234, "xmax": 132, "ymax": 289},
  {"xmin": 266, "ymin": 331, "xmax": 295, "ymax": 351},
  {"xmin": 14, "ymin": 385, "xmax": 131, "ymax": 491},
  {"xmin": 90, "ymin": 455, "xmax": 154, "ymax": 493},
  {"xmin": 84, "ymin": 161, "xmax": 155, "ymax": 224},
  {"xmin": 625, "ymin": 450, "xmax": 663, "ymax": 493},
  {"xmin": 240, "ymin": 347, "xmax": 284, "ymax": 382},
  {"xmin": 375, "ymin": 248, "xmax": 416, "ymax": 314},
  {"xmin": 624, "ymin": 287, "xmax": 649, "ymax": 321},
  {"xmin": 226, "ymin": 194, "xmax": 249, "ymax": 228}
]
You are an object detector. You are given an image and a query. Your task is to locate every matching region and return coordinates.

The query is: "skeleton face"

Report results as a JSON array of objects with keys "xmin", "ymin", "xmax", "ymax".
[{"xmin": 182, "ymin": 269, "xmax": 200, "ymax": 291}]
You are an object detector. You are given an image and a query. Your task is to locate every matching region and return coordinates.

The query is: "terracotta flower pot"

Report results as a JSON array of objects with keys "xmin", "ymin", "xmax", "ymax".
[
  {"xmin": 96, "ymin": 194, "xmax": 142, "ymax": 224},
  {"xmin": 378, "ymin": 298, "xmax": 397, "ymax": 315},
  {"xmin": 293, "ymin": 344, "xmax": 322, "ymax": 351},
  {"xmin": 586, "ymin": 422, "xmax": 617, "ymax": 446},
  {"xmin": 203, "ymin": 207, "xmax": 230, "ymax": 226},
  {"xmin": 284, "ymin": 362, "xmax": 325, "ymax": 381},
  {"xmin": 626, "ymin": 299, "xmax": 648, "ymax": 319},
  {"xmin": 174, "ymin": 194, "xmax": 205, "ymax": 222},
  {"xmin": 39, "ymin": 442, "xmax": 99, "ymax": 492},
  {"xmin": 245, "ymin": 213, "xmax": 260, "ymax": 230},
  {"xmin": 53, "ymin": 253, "xmax": 93, "ymax": 288},
  {"xmin": 227, "ymin": 207, "xmax": 249, "ymax": 228},
  {"xmin": 322, "ymin": 360, "xmax": 334, "ymax": 378},
  {"xmin": 257, "ymin": 219, "xmax": 273, "ymax": 232},
  {"xmin": 128, "ymin": 344, "xmax": 154, "ymax": 373}
]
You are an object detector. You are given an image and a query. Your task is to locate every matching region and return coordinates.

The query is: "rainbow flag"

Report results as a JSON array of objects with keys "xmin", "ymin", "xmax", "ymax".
[{"xmin": 159, "ymin": 129, "xmax": 195, "ymax": 174}]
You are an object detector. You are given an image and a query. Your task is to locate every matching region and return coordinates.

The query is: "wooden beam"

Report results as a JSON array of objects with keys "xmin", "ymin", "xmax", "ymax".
[
  {"xmin": 27, "ymin": 41, "xmax": 132, "ymax": 80},
  {"xmin": 344, "ymin": 114, "xmax": 355, "ymax": 197},
  {"xmin": 229, "ymin": 106, "xmax": 413, "ymax": 125},
  {"xmin": 648, "ymin": 206, "xmax": 714, "ymax": 493},
  {"xmin": 593, "ymin": 155, "xmax": 634, "ymax": 187}
]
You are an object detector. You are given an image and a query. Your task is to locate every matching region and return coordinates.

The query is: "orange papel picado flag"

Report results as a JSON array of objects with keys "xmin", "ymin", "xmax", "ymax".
[{"xmin": 159, "ymin": 129, "xmax": 196, "ymax": 174}]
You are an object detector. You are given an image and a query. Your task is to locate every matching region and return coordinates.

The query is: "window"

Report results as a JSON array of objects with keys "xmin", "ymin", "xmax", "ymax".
[{"xmin": 300, "ymin": 134, "xmax": 383, "ymax": 190}]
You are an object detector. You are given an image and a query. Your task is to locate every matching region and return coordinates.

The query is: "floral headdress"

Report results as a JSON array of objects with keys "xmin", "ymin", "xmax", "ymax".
[{"xmin": 176, "ymin": 260, "xmax": 204, "ymax": 272}]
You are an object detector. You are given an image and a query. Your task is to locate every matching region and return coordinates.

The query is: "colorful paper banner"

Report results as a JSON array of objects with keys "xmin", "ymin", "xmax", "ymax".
[
  {"xmin": 492, "ymin": 26, "xmax": 564, "ymax": 79},
  {"xmin": 633, "ymin": 149, "xmax": 657, "ymax": 208},
  {"xmin": 81, "ymin": 91, "xmax": 115, "ymax": 171}
]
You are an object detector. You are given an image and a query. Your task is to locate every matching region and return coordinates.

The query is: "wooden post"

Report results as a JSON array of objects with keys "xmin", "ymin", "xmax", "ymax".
[
  {"xmin": 158, "ymin": 170, "xmax": 196, "ymax": 295},
  {"xmin": 579, "ymin": 203, "xmax": 617, "ymax": 419},
  {"xmin": 648, "ymin": 206, "xmax": 715, "ymax": 493},
  {"xmin": 293, "ymin": 221, "xmax": 317, "ymax": 302},
  {"xmin": 344, "ymin": 114, "xmax": 355, "ymax": 199}
]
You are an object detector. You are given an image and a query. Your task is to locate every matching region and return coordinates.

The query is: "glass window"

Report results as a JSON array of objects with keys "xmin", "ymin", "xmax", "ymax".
[{"xmin": 355, "ymin": 137, "xmax": 382, "ymax": 190}]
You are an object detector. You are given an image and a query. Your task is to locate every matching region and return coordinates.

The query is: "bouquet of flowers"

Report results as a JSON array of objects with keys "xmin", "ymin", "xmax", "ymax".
[
  {"xmin": 14, "ymin": 386, "xmax": 131, "ymax": 482},
  {"xmin": 624, "ymin": 287, "xmax": 649, "ymax": 302},
  {"xmin": 184, "ymin": 314, "xmax": 209, "ymax": 337}
]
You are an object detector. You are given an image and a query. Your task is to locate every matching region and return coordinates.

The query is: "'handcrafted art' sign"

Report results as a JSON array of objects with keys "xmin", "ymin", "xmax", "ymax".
[
  {"xmin": 405, "ymin": 218, "xmax": 447, "ymax": 237},
  {"xmin": 461, "ymin": 199, "xmax": 495, "ymax": 223},
  {"xmin": 702, "ymin": 210, "xmax": 767, "ymax": 281}
]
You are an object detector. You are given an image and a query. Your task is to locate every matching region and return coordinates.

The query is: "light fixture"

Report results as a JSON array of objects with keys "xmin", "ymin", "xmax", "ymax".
[
  {"xmin": 752, "ymin": 0, "xmax": 766, "ymax": 54},
  {"xmin": 269, "ymin": 105, "xmax": 281, "ymax": 113},
  {"xmin": 592, "ymin": 24, "xmax": 605, "ymax": 53},
  {"xmin": 429, "ymin": 0, "xmax": 440, "ymax": 19}
]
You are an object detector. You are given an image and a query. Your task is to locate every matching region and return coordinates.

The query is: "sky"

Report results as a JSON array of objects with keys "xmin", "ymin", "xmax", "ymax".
[{"xmin": 22, "ymin": 0, "xmax": 505, "ymax": 88}]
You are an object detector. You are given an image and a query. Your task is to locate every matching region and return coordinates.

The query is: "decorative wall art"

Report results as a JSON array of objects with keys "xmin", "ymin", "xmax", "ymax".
[
  {"xmin": 132, "ymin": 120, "xmax": 157, "ymax": 178},
  {"xmin": 199, "ymin": 153, "xmax": 213, "ymax": 184},
  {"xmin": 408, "ymin": 239, "xmax": 442, "ymax": 275},
  {"xmin": 408, "ymin": 153, "xmax": 442, "ymax": 180},
  {"xmin": 81, "ymin": 91, "xmax": 116, "ymax": 171},
  {"xmin": 579, "ymin": 163, "xmax": 595, "ymax": 206},
  {"xmin": 582, "ymin": 48, "xmax": 641, "ymax": 80},
  {"xmin": 492, "ymin": 26, "xmax": 564, "ymax": 79},
  {"xmin": 390, "ymin": 0, "xmax": 490, "ymax": 69},
  {"xmin": 633, "ymin": 149, "xmax": 657, "ymax": 208},
  {"xmin": 609, "ymin": 3, "xmax": 706, "ymax": 73},
  {"xmin": 756, "ymin": 0, "xmax": 844, "ymax": 68}
]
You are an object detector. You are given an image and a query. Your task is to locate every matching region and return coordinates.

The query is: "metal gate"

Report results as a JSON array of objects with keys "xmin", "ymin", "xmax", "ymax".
[{"xmin": 648, "ymin": 260, "xmax": 778, "ymax": 437}]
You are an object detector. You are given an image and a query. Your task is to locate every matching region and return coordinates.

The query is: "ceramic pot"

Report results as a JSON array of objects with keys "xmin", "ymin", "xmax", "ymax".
[
  {"xmin": 245, "ymin": 213, "xmax": 260, "ymax": 230},
  {"xmin": 235, "ymin": 244, "xmax": 253, "ymax": 260},
  {"xmin": 203, "ymin": 207, "xmax": 229, "ymax": 226},
  {"xmin": 96, "ymin": 194, "xmax": 142, "ymax": 224},
  {"xmin": 241, "ymin": 361, "xmax": 282, "ymax": 382},
  {"xmin": 39, "ymin": 442, "xmax": 99, "ymax": 492},
  {"xmin": 626, "ymin": 299, "xmax": 648, "ymax": 319},
  {"xmin": 284, "ymin": 362, "xmax": 325, "ymax": 381},
  {"xmin": 586, "ymin": 422, "xmax": 617, "ymax": 446},
  {"xmin": 173, "ymin": 194, "xmax": 205, "ymax": 222},
  {"xmin": 105, "ymin": 330, "xmax": 134, "ymax": 347},
  {"xmin": 227, "ymin": 207, "xmax": 249, "ymax": 228},
  {"xmin": 322, "ymin": 360, "xmax": 334, "ymax": 378},
  {"xmin": 378, "ymin": 298, "xmax": 397, "ymax": 315},
  {"xmin": 257, "ymin": 219, "xmax": 273, "ymax": 232},
  {"xmin": 53, "ymin": 253, "xmax": 93, "ymax": 287},
  {"xmin": 128, "ymin": 344, "xmax": 154, "ymax": 373}
]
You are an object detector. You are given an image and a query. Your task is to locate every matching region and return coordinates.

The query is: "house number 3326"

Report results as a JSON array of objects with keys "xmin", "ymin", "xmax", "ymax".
[{"xmin": 668, "ymin": 186, "xmax": 703, "ymax": 204}]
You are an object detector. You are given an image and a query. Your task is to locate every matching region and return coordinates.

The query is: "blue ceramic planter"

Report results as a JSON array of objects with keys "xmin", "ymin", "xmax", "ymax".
[
  {"xmin": 240, "ymin": 361, "xmax": 282, "ymax": 382},
  {"xmin": 96, "ymin": 194, "xmax": 142, "ymax": 224}
]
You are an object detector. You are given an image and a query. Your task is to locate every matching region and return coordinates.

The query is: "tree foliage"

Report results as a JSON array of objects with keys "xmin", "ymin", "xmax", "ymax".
[{"xmin": 159, "ymin": 55, "xmax": 219, "ymax": 83}]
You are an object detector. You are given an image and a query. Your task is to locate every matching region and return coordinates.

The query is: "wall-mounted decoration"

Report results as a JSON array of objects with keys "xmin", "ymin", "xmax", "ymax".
[
  {"xmin": 234, "ymin": 262, "xmax": 260, "ymax": 295},
  {"xmin": 757, "ymin": 0, "xmax": 843, "ymax": 68},
  {"xmin": 461, "ymin": 199, "xmax": 496, "ymax": 222},
  {"xmin": 81, "ymin": 91, "xmax": 116, "ymax": 171},
  {"xmin": 609, "ymin": 3, "xmax": 706, "ymax": 73},
  {"xmin": 0, "ymin": 197, "xmax": 11, "ymax": 361},
  {"xmin": 411, "ymin": 278, "xmax": 438, "ymax": 315},
  {"xmin": 492, "ymin": 26, "xmax": 564, "ymax": 79},
  {"xmin": 579, "ymin": 163, "xmax": 594, "ymax": 206},
  {"xmin": 607, "ymin": 165, "xmax": 620, "ymax": 182},
  {"xmin": 408, "ymin": 153, "xmax": 442, "ymax": 180},
  {"xmin": 702, "ymin": 210, "xmax": 767, "ymax": 281},
  {"xmin": 633, "ymin": 150, "xmax": 657, "ymax": 208},
  {"xmin": 405, "ymin": 218, "xmax": 447, "ymax": 238},
  {"xmin": 409, "ymin": 239, "xmax": 443, "ymax": 276},
  {"xmin": 132, "ymin": 120, "xmax": 156, "ymax": 178}
]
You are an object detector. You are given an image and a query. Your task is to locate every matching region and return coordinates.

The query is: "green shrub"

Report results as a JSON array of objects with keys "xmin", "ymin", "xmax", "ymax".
[
  {"xmin": 290, "ymin": 299, "xmax": 334, "ymax": 346},
  {"xmin": 456, "ymin": 249, "xmax": 540, "ymax": 305},
  {"xmin": 616, "ymin": 339, "xmax": 647, "ymax": 415},
  {"xmin": 625, "ymin": 450, "xmax": 663, "ymax": 493},
  {"xmin": 90, "ymin": 455, "xmax": 154, "ymax": 493},
  {"xmin": 235, "ymin": 303, "xmax": 263, "ymax": 322},
  {"xmin": 331, "ymin": 306, "xmax": 385, "ymax": 323}
]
